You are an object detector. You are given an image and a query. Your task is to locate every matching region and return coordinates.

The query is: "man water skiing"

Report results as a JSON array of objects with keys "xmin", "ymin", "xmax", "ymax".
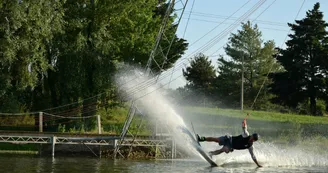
[{"xmin": 196, "ymin": 119, "xmax": 262, "ymax": 167}]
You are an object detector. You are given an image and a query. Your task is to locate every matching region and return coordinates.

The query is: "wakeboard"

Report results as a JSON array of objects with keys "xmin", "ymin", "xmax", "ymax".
[{"xmin": 179, "ymin": 126, "xmax": 218, "ymax": 167}]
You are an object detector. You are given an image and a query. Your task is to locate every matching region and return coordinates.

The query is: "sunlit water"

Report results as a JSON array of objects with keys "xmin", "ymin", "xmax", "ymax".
[{"xmin": 1, "ymin": 155, "xmax": 327, "ymax": 173}]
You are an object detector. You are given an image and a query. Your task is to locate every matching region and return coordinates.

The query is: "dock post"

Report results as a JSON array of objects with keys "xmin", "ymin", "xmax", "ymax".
[
  {"xmin": 171, "ymin": 139, "xmax": 175, "ymax": 159},
  {"xmin": 97, "ymin": 115, "xmax": 102, "ymax": 158},
  {"xmin": 174, "ymin": 139, "xmax": 177, "ymax": 158},
  {"xmin": 39, "ymin": 112, "xmax": 43, "ymax": 132},
  {"xmin": 51, "ymin": 136, "xmax": 56, "ymax": 158},
  {"xmin": 114, "ymin": 139, "xmax": 117, "ymax": 148},
  {"xmin": 38, "ymin": 144, "xmax": 42, "ymax": 156},
  {"xmin": 155, "ymin": 144, "xmax": 158, "ymax": 158},
  {"xmin": 113, "ymin": 139, "xmax": 118, "ymax": 158},
  {"xmin": 97, "ymin": 115, "xmax": 101, "ymax": 134}
]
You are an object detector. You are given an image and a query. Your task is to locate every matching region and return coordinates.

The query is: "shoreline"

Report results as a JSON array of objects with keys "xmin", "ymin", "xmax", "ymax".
[{"xmin": 0, "ymin": 143, "xmax": 186, "ymax": 159}]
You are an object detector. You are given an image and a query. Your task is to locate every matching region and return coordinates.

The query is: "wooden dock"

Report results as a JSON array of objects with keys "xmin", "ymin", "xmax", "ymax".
[{"xmin": 0, "ymin": 131, "xmax": 175, "ymax": 158}]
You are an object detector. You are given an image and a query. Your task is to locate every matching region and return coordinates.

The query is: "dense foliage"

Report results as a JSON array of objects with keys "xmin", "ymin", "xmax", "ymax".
[
  {"xmin": 270, "ymin": 3, "xmax": 328, "ymax": 116},
  {"xmin": 0, "ymin": 0, "xmax": 188, "ymax": 130}
]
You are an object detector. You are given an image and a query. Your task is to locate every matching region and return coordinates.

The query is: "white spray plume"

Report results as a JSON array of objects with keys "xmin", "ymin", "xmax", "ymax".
[{"xmin": 115, "ymin": 66, "xmax": 199, "ymax": 156}]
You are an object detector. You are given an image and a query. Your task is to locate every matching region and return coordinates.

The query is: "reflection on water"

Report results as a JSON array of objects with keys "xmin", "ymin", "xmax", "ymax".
[{"xmin": 0, "ymin": 155, "xmax": 327, "ymax": 173}]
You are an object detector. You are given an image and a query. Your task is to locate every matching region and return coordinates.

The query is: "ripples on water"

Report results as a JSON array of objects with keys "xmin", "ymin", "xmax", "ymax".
[{"xmin": 0, "ymin": 155, "xmax": 327, "ymax": 173}]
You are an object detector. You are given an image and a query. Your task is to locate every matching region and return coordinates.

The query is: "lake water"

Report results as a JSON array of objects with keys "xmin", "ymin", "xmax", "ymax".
[{"xmin": 1, "ymin": 155, "xmax": 327, "ymax": 173}]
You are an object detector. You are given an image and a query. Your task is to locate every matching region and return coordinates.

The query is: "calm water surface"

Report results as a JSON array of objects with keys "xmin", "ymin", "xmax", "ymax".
[{"xmin": 0, "ymin": 155, "xmax": 327, "ymax": 173}]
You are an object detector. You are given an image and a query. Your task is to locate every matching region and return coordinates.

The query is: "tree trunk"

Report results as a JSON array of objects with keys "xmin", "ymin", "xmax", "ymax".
[
  {"xmin": 310, "ymin": 95, "xmax": 316, "ymax": 116},
  {"xmin": 82, "ymin": 97, "xmax": 97, "ymax": 131},
  {"xmin": 309, "ymin": 78, "xmax": 316, "ymax": 116}
]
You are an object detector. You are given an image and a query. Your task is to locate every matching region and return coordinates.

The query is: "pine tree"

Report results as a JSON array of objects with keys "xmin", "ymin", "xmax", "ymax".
[
  {"xmin": 215, "ymin": 21, "xmax": 280, "ymax": 108},
  {"xmin": 270, "ymin": 2, "xmax": 328, "ymax": 115},
  {"xmin": 182, "ymin": 53, "xmax": 216, "ymax": 105}
]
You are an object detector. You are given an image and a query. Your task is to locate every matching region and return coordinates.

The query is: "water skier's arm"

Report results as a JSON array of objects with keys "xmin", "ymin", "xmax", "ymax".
[
  {"xmin": 248, "ymin": 146, "xmax": 262, "ymax": 167},
  {"xmin": 242, "ymin": 119, "xmax": 249, "ymax": 137}
]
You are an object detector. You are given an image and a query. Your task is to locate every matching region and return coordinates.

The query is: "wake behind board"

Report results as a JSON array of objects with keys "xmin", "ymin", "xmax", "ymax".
[{"xmin": 179, "ymin": 126, "xmax": 218, "ymax": 167}]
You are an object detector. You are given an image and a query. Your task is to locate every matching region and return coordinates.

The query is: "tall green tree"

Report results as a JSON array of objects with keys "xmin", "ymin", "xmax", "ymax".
[
  {"xmin": 270, "ymin": 3, "xmax": 328, "ymax": 115},
  {"xmin": 0, "ymin": 0, "xmax": 189, "ymax": 130},
  {"xmin": 32, "ymin": 0, "xmax": 188, "ymax": 130},
  {"xmin": 126, "ymin": 1, "xmax": 188, "ymax": 73},
  {"xmin": 0, "ymin": 0, "xmax": 65, "ymax": 112},
  {"xmin": 47, "ymin": 0, "xmax": 188, "ymax": 106},
  {"xmin": 182, "ymin": 53, "xmax": 216, "ymax": 105},
  {"xmin": 215, "ymin": 21, "xmax": 280, "ymax": 109},
  {"xmin": 42, "ymin": 0, "xmax": 160, "ymax": 130}
]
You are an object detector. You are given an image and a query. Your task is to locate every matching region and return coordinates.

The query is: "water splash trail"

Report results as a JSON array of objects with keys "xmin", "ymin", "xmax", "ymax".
[{"xmin": 202, "ymin": 136, "xmax": 328, "ymax": 167}]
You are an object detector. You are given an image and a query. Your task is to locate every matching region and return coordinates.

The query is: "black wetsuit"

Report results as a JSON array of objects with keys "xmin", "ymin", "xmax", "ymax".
[
  {"xmin": 231, "ymin": 135, "xmax": 253, "ymax": 150},
  {"xmin": 217, "ymin": 126, "xmax": 257, "ymax": 160}
]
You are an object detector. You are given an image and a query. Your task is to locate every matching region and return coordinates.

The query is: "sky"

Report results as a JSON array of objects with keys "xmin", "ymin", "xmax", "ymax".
[{"xmin": 158, "ymin": 0, "xmax": 328, "ymax": 89}]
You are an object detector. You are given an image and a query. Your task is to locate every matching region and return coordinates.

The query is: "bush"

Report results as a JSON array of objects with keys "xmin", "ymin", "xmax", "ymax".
[
  {"xmin": 296, "ymin": 99, "xmax": 326, "ymax": 116},
  {"xmin": 252, "ymin": 101, "xmax": 291, "ymax": 113},
  {"xmin": 316, "ymin": 99, "xmax": 326, "ymax": 116},
  {"xmin": 57, "ymin": 124, "xmax": 66, "ymax": 132},
  {"xmin": 296, "ymin": 100, "xmax": 309, "ymax": 115}
]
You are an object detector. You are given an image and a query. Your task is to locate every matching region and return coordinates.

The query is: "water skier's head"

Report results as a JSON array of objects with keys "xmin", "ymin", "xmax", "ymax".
[{"xmin": 250, "ymin": 133, "xmax": 259, "ymax": 142}]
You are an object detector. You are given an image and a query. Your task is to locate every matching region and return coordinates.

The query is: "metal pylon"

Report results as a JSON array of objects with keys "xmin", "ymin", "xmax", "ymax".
[{"xmin": 114, "ymin": 0, "xmax": 189, "ymax": 159}]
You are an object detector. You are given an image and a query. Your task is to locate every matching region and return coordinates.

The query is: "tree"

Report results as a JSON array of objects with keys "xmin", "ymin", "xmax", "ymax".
[
  {"xmin": 215, "ymin": 21, "xmax": 280, "ymax": 109},
  {"xmin": 0, "ymin": 1, "xmax": 189, "ymax": 130},
  {"xmin": 42, "ymin": 0, "xmax": 162, "ymax": 130},
  {"xmin": 124, "ymin": 1, "xmax": 188, "ymax": 73},
  {"xmin": 182, "ymin": 53, "xmax": 216, "ymax": 105},
  {"xmin": 0, "ymin": 0, "xmax": 65, "ymax": 112},
  {"xmin": 30, "ymin": 0, "xmax": 188, "ymax": 130},
  {"xmin": 270, "ymin": 3, "xmax": 328, "ymax": 115}
]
